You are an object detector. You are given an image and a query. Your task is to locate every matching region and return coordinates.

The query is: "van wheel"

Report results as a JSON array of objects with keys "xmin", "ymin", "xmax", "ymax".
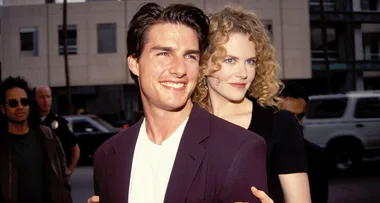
[
  {"xmin": 328, "ymin": 142, "xmax": 363, "ymax": 172},
  {"xmin": 334, "ymin": 151, "xmax": 354, "ymax": 171}
]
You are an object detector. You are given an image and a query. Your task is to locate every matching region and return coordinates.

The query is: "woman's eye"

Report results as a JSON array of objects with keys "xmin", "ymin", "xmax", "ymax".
[
  {"xmin": 224, "ymin": 58, "xmax": 235, "ymax": 64},
  {"xmin": 246, "ymin": 59, "xmax": 256, "ymax": 65}
]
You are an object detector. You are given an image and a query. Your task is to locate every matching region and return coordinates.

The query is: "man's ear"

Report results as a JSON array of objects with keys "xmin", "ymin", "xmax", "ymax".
[
  {"xmin": 0, "ymin": 105, "xmax": 5, "ymax": 114},
  {"xmin": 128, "ymin": 56, "xmax": 140, "ymax": 77}
]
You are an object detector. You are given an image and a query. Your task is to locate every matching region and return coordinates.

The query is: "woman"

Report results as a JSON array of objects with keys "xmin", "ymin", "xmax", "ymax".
[{"xmin": 193, "ymin": 6, "xmax": 311, "ymax": 203}]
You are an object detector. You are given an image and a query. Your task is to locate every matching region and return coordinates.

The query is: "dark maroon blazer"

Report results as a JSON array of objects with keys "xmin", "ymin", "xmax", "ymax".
[{"xmin": 93, "ymin": 103, "xmax": 267, "ymax": 203}]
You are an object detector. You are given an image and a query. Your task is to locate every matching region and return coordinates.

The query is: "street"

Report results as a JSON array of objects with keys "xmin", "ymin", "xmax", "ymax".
[
  {"xmin": 71, "ymin": 161, "xmax": 380, "ymax": 203},
  {"xmin": 71, "ymin": 165, "xmax": 94, "ymax": 203}
]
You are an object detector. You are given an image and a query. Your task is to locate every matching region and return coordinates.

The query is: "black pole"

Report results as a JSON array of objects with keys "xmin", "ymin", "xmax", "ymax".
[
  {"xmin": 63, "ymin": 0, "xmax": 73, "ymax": 115},
  {"xmin": 349, "ymin": 2, "xmax": 357, "ymax": 91},
  {"xmin": 319, "ymin": 0, "xmax": 332, "ymax": 93}
]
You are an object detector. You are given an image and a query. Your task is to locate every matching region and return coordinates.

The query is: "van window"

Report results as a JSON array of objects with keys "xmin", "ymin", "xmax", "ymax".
[
  {"xmin": 354, "ymin": 97, "xmax": 380, "ymax": 118},
  {"xmin": 306, "ymin": 98, "xmax": 348, "ymax": 119}
]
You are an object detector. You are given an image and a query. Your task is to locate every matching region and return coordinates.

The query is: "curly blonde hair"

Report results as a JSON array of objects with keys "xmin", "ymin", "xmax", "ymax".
[{"xmin": 192, "ymin": 6, "xmax": 283, "ymax": 111}]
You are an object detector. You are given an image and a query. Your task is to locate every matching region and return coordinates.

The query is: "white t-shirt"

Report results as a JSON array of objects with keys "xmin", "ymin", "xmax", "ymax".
[{"xmin": 128, "ymin": 118, "xmax": 188, "ymax": 203}]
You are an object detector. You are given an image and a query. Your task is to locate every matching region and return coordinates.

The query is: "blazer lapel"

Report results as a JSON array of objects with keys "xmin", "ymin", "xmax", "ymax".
[
  {"xmin": 106, "ymin": 118, "xmax": 143, "ymax": 203},
  {"xmin": 164, "ymin": 103, "xmax": 210, "ymax": 203}
]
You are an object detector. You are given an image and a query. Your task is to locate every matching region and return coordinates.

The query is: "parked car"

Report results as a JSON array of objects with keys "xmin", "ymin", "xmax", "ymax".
[
  {"xmin": 63, "ymin": 115, "xmax": 121, "ymax": 159},
  {"xmin": 303, "ymin": 91, "xmax": 380, "ymax": 171}
]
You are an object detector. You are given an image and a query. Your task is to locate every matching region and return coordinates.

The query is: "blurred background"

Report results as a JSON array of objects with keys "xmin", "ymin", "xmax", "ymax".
[{"xmin": 1, "ymin": 0, "xmax": 379, "ymax": 202}]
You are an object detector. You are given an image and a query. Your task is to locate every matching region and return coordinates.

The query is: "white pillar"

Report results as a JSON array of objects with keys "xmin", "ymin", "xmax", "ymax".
[
  {"xmin": 355, "ymin": 29, "xmax": 364, "ymax": 60},
  {"xmin": 352, "ymin": 0, "xmax": 361, "ymax": 11}
]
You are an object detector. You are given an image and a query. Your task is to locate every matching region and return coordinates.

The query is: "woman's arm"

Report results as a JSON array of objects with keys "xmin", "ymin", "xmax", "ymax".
[
  {"xmin": 279, "ymin": 173, "xmax": 311, "ymax": 203},
  {"xmin": 273, "ymin": 111, "xmax": 311, "ymax": 203}
]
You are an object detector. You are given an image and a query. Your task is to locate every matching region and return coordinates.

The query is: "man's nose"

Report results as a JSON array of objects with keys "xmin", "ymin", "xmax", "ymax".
[
  {"xmin": 169, "ymin": 56, "xmax": 186, "ymax": 77},
  {"xmin": 16, "ymin": 102, "xmax": 24, "ymax": 109}
]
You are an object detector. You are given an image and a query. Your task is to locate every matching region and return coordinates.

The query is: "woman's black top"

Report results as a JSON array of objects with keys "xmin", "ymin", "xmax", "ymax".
[{"xmin": 248, "ymin": 99, "xmax": 308, "ymax": 203}]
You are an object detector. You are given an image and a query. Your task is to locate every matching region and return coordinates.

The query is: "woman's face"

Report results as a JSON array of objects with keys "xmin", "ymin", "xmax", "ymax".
[{"xmin": 206, "ymin": 33, "xmax": 257, "ymax": 103}]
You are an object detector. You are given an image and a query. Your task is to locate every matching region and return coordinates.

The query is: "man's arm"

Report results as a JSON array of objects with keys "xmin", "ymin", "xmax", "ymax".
[
  {"xmin": 60, "ymin": 119, "xmax": 80, "ymax": 173},
  {"xmin": 68, "ymin": 144, "xmax": 80, "ymax": 173},
  {"xmin": 220, "ymin": 138, "xmax": 267, "ymax": 203},
  {"xmin": 54, "ymin": 131, "xmax": 73, "ymax": 203}
]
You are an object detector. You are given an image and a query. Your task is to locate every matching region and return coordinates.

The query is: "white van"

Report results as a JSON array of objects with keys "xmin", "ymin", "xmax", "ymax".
[{"xmin": 303, "ymin": 91, "xmax": 380, "ymax": 171}]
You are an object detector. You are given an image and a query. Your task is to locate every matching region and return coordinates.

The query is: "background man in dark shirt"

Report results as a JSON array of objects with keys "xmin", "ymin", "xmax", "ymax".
[
  {"xmin": 0, "ymin": 76, "xmax": 72, "ymax": 203},
  {"xmin": 279, "ymin": 81, "xmax": 329, "ymax": 203},
  {"xmin": 34, "ymin": 85, "xmax": 80, "ymax": 174}
]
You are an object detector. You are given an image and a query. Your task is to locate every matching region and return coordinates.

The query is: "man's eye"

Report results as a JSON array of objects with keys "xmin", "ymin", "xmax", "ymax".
[
  {"xmin": 157, "ymin": 52, "xmax": 169, "ymax": 56},
  {"xmin": 186, "ymin": 55, "xmax": 198, "ymax": 60}
]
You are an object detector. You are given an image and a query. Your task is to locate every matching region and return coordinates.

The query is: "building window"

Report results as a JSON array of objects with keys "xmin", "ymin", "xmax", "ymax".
[
  {"xmin": 97, "ymin": 23, "xmax": 117, "ymax": 54},
  {"xmin": 261, "ymin": 20, "xmax": 273, "ymax": 42},
  {"xmin": 361, "ymin": 0, "xmax": 380, "ymax": 11},
  {"xmin": 58, "ymin": 25, "xmax": 77, "ymax": 55},
  {"xmin": 363, "ymin": 32, "xmax": 380, "ymax": 60},
  {"xmin": 20, "ymin": 27, "xmax": 39, "ymax": 57},
  {"xmin": 309, "ymin": 0, "xmax": 336, "ymax": 12},
  {"xmin": 310, "ymin": 27, "xmax": 338, "ymax": 60}
]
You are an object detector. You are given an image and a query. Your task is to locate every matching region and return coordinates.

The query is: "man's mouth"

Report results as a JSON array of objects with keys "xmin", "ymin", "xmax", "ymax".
[
  {"xmin": 160, "ymin": 82, "xmax": 186, "ymax": 89},
  {"xmin": 15, "ymin": 112, "xmax": 26, "ymax": 116}
]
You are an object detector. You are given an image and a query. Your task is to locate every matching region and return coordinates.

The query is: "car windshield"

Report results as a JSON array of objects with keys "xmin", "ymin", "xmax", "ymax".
[{"xmin": 91, "ymin": 117, "xmax": 118, "ymax": 132}]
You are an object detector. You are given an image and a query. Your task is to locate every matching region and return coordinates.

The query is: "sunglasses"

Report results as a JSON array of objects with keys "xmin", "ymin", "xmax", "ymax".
[{"xmin": 6, "ymin": 98, "xmax": 30, "ymax": 108}]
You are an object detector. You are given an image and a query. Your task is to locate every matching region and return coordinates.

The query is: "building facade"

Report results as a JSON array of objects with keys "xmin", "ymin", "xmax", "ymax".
[
  {"xmin": 0, "ymin": 0, "xmax": 311, "ymax": 123},
  {"xmin": 308, "ymin": 0, "xmax": 380, "ymax": 93}
]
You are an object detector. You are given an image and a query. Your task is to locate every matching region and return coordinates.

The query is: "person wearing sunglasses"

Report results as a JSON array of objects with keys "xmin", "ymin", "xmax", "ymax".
[
  {"xmin": 279, "ymin": 81, "xmax": 329, "ymax": 203},
  {"xmin": 0, "ymin": 76, "xmax": 72, "ymax": 203}
]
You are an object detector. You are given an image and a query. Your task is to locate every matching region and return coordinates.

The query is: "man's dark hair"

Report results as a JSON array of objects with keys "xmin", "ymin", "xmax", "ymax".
[
  {"xmin": 0, "ymin": 76, "xmax": 41, "ymax": 128},
  {"xmin": 126, "ymin": 3, "xmax": 210, "ymax": 84},
  {"xmin": 279, "ymin": 81, "xmax": 309, "ymax": 104}
]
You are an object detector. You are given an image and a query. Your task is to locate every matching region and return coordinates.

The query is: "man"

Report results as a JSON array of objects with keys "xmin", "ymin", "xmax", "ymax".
[
  {"xmin": 0, "ymin": 76, "xmax": 72, "ymax": 203},
  {"xmin": 93, "ymin": 3, "xmax": 268, "ymax": 203},
  {"xmin": 279, "ymin": 81, "xmax": 329, "ymax": 203},
  {"xmin": 34, "ymin": 85, "xmax": 80, "ymax": 174}
]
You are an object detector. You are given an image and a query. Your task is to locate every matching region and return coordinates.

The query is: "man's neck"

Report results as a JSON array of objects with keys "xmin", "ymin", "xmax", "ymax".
[
  {"xmin": 142, "ymin": 100, "xmax": 193, "ymax": 145},
  {"xmin": 8, "ymin": 121, "xmax": 30, "ymax": 135}
]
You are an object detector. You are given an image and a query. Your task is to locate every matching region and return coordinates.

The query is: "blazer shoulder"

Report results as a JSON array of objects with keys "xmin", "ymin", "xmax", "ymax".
[
  {"xmin": 39, "ymin": 125, "xmax": 56, "ymax": 140},
  {"xmin": 95, "ymin": 124, "xmax": 139, "ymax": 156},
  {"xmin": 209, "ymin": 114, "xmax": 266, "ymax": 146}
]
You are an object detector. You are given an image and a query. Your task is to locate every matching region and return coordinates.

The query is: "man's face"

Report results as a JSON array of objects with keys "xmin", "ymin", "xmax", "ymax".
[
  {"xmin": 0, "ymin": 87, "xmax": 30, "ymax": 124},
  {"xmin": 35, "ymin": 86, "xmax": 52, "ymax": 113},
  {"xmin": 128, "ymin": 23, "xmax": 200, "ymax": 112},
  {"xmin": 280, "ymin": 97, "xmax": 307, "ymax": 124}
]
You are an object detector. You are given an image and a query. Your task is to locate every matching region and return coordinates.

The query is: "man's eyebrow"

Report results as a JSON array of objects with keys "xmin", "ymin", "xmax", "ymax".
[
  {"xmin": 151, "ymin": 46, "xmax": 173, "ymax": 52},
  {"xmin": 185, "ymin": 50, "xmax": 201, "ymax": 55},
  {"xmin": 151, "ymin": 46, "xmax": 200, "ymax": 56}
]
